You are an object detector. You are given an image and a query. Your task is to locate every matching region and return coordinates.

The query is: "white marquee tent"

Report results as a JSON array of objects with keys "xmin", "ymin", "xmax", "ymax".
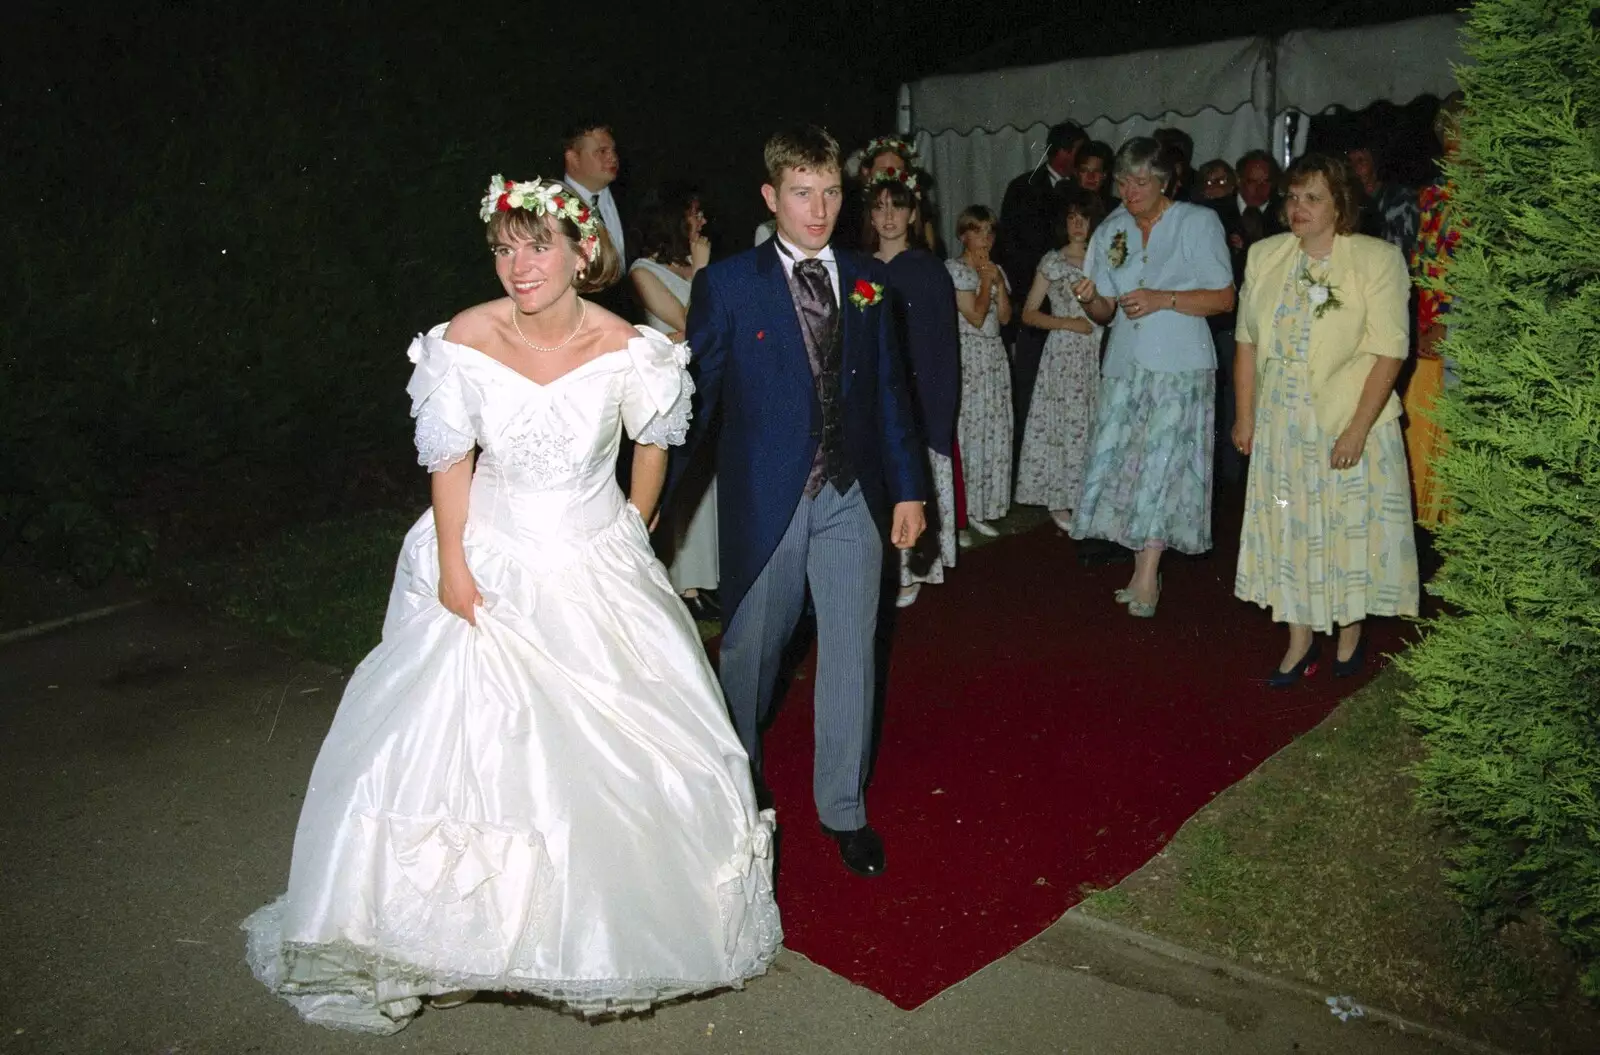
[{"xmin": 900, "ymin": 14, "xmax": 1467, "ymax": 249}]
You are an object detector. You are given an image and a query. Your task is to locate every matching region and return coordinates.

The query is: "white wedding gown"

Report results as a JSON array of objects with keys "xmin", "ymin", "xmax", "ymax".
[{"xmin": 242, "ymin": 323, "xmax": 780, "ymax": 1035}]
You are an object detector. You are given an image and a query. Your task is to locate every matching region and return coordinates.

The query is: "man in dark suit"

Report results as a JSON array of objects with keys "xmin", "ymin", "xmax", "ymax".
[
  {"xmin": 682, "ymin": 124, "xmax": 926, "ymax": 879},
  {"xmin": 1214, "ymin": 149, "xmax": 1285, "ymax": 280},
  {"xmin": 995, "ymin": 121, "xmax": 1088, "ymax": 459},
  {"xmin": 1205, "ymin": 149, "xmax": 1284, "ymax": 485}
]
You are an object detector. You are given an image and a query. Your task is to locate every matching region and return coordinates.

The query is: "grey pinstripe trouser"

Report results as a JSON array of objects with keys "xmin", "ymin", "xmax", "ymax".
[{"xmin": 719, "ymin": 481, "xmax": 881, "ymax": 831}]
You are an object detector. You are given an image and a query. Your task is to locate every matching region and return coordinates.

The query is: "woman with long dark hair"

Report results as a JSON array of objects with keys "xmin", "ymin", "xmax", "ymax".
[{"xmin": 863, "ymin": 171, "xmax": 960, "ymax": 606}]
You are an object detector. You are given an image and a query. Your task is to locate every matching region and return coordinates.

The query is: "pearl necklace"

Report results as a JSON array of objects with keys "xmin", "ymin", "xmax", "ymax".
[{"xmin": 511, "ymin": 300, "xmax": 587, "ymax": 352}]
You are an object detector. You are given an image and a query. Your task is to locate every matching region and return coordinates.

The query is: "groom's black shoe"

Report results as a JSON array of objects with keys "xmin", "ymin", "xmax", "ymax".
[{"xmin": 820, "ymin": 824, "xmax": 886, "ymax": 877}]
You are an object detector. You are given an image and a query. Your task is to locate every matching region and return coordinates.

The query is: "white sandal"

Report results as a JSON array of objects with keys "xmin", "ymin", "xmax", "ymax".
[{"xmin": 428, "ymin": 990, "xmax": 478, "ymax": 1010}]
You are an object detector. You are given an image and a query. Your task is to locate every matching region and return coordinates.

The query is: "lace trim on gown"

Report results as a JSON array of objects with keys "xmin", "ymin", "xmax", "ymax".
[
  {"xmin": 626, "ymin": 332, "xmax": 695, "ymax": 448},
  {"xmin": 241, "ymin": 808, "xmax": 780, "ymax": 1034},
  {"xmin": 414, "ymin": 401, "xmax": 475, "ymax": 472},
  {"xmin": 406, "ymin": 329, "xmax": 477, "ymax": 473}
]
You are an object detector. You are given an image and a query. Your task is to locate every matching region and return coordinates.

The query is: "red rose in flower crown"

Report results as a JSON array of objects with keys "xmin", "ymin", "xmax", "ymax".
[{"xmin": 848, "ymin": 278, "xmax": 885, "ymax": 309}]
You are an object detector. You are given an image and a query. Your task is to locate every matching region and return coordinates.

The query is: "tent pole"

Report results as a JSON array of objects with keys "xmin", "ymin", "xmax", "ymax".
[{"xmin": 1266, "ymin": 34, "xmax": 1282, "ymax": 166}]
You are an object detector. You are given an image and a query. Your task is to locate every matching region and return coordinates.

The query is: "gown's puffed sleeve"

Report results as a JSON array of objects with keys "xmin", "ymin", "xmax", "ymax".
[
  {"xmin": 621, "ymin": 330, "xmax": 694, "ymax": 448},
  {"xmin": 405, "ymin": 328, "xmax": 478, "ymax": 473}
]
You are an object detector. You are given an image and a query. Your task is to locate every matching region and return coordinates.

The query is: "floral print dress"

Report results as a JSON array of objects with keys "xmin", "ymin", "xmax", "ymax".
[
  {"xmin": 1404, "ymin": 179, "xmax": 1460, "ymax": 526},
  {"xmin": 1015, "ymin": 250, "xmax": 1101, "ymax": 511},
  {"xmin": 1234, "ymin": 254, "xmax": 1420, "ymax": 631},
  {"xmin": 947, "ymin": 257, "xmax": 1013, "ymax": 522}
]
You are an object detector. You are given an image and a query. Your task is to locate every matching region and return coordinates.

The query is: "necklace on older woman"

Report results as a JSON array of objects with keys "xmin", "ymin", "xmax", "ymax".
[
  {"xmin": 1136, "ymin": 198, "xmax": 1171, "ymax": 239},
  {"xmin": 511, "ymin": 300, "xmax": 587, "ymax": 352}
]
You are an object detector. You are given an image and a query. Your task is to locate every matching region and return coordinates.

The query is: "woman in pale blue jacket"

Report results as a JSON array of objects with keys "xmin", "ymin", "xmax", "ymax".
[{"xmin": 1070, "ymin": 138, "xmax": 1236, "ymax": 617}]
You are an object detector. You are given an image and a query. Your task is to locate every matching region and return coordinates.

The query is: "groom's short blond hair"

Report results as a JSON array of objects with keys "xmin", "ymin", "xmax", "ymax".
[{"xmin": 764, "ymin": 125, "xmax": 841, "ymax": 189}]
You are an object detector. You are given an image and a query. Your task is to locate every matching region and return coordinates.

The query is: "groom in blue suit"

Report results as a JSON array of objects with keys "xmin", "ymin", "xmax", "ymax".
[{"xmin": 683, "ymin": 125, "xmax": 926, "ymax": 877}]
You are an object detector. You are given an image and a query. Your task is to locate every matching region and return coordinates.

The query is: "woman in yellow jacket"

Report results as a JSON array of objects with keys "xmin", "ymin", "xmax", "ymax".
[{"xmin": 1232, "ymin": 153, "xmax": 1420, "ymax": 687}]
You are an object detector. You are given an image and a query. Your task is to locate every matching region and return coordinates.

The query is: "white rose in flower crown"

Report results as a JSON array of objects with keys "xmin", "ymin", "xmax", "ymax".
[{"xmin": 506, "ymin": 191, "xmax": 526, "ymax": 209}]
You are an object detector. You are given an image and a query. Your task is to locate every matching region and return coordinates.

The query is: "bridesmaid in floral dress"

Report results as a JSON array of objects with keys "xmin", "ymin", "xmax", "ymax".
[
  {"xmin": 947, "ymin": 205, "xmax": 1013, "ymax": 537},
  {"xmin": 1016, "ymin": 190, "xmax": 1105, "ymax": 529}
]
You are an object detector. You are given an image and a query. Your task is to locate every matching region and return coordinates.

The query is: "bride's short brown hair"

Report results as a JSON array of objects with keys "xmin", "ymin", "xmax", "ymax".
[
  {"xmin": 485, "ymin": 202, "xmax": 622, "ymax": 295},
  {"xmin": 763, "ymin": 125, "xmax": 841, "ymax": 189}
]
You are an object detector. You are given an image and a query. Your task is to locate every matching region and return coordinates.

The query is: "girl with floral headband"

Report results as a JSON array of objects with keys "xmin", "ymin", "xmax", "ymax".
[
  {"xmin": 242, "ymin": 176, "xmax": 779, "ymax": 1034},
  {"xmin": 857, "ymin": 135, "xmax": 920, "ymax": 180},
  {"xmin": 858, "ymin": 138, "xmax": 941, "ymax": 254},
  {"xmin": 863, "ymin": 171, "xmax": 961, "ymax": 607}
]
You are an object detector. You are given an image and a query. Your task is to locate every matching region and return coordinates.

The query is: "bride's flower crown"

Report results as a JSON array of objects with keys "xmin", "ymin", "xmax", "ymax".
[
  {"xmin": 861, "ymin": 135, "xmax": 920, "ymax": 168},
  {"xmin": 479, "ymin": 175, "xmax": 601, "ymax": 262},
  {"xmin": 867, "ymin": 167, "xmax": 921, "ymax": 194}
]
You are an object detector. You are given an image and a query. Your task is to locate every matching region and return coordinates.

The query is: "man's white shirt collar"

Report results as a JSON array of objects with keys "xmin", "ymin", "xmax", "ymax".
[
  {"xmin": 565, "ymin": 175, "xmax": 622, "ymax": 258},
  {"xmin": 773, "ymin": 235, "xmax": 840, "ymax": 300},
  {"xmin": 565, "ymin": 176, "xmax": 604, "ymax": 204}
]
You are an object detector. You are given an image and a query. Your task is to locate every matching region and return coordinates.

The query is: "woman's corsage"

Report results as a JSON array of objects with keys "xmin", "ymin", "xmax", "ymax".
[
  {"xmin": 1298, "ymin": 266, "xmax": 1343, "ymax": 319},
  {"xmin": 1107, "ymin": 231, "xmax": 1129, "ymax": 269},
  {"xmin": 849, "ymin": 279, "xmax": 885, "ymax": 309}
]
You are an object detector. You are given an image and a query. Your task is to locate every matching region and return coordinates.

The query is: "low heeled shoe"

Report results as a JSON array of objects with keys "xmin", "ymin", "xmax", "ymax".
[
  {"xmin": 1333, "ymin": 633, "xmax": 1367, "ymax": 678},
  {"xmin": 1268, "ymin": 641, "xmax": 1321, "ymax": 688}
]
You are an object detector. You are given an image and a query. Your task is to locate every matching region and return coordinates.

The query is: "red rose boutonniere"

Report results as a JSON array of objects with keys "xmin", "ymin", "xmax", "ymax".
[{"xmin": 849, "ymin": 279, "xmax": 885, "ymax": 309}]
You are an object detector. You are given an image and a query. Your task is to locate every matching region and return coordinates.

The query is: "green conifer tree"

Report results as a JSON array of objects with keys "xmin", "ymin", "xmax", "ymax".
[{"xmin": 1399, "ymin": 0, "xmax": 1600, "ymax": 994}]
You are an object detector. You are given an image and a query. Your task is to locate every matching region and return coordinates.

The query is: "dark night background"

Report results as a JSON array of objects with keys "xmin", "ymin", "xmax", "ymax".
[{"xmin": 2, "ymin": 0, "xmax": 1460, "ymax": 577}]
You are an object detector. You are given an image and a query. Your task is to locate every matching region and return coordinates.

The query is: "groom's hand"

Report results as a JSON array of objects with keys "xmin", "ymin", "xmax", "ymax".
[{"xmin": 889, "ymin": 501, "xmax": 926, "ymax": 550}]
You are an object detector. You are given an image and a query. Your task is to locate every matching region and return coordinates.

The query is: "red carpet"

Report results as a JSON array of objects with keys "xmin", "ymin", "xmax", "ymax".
[{"xmin": 744, "ymin": 503, "xmax": 1418, "ymax": 1009}]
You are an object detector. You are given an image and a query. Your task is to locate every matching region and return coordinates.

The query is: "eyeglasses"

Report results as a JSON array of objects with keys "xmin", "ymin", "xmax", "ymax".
[{"xmin": 1204, "ymin": 177, "xmax": 1233, "ymax": 187}]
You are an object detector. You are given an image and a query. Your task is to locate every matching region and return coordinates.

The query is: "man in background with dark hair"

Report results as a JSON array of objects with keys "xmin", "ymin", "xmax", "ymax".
[
  {"xmin": 995, "ymin": 121, "xmax": 1088, "ymax": 479},
  {"xmin": 1207, "ymin": 149, "xmax": 1284, "ymax": 488},
  {"xmin": 1226, "ymin": 149, "xmax": 1285, "ymax": 257},
  {"xmin": 561, "ymin": 121, "xmax": 632, "ymax": 320}
]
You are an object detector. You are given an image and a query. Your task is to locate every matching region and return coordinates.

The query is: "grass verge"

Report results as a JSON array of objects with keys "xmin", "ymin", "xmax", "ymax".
[
  {"xmin": 1078, "ymin": 664, "xmax": 1599, "ymax": 1051},
  {"xmin": 180, "ymin": 509, "xmax": 418, "ymax": 668}
]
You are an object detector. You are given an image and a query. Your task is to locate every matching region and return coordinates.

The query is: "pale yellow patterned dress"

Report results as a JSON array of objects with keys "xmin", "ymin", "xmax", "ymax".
[{"xmin": 1234, "ymin": 254, "xmax": 1420, "ymax": 632}]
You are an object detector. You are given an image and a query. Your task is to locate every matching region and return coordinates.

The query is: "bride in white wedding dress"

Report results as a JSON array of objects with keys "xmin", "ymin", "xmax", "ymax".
[{"xmin": 241, "ymin": 176, "xmax": 780, "ymax": 1035}]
